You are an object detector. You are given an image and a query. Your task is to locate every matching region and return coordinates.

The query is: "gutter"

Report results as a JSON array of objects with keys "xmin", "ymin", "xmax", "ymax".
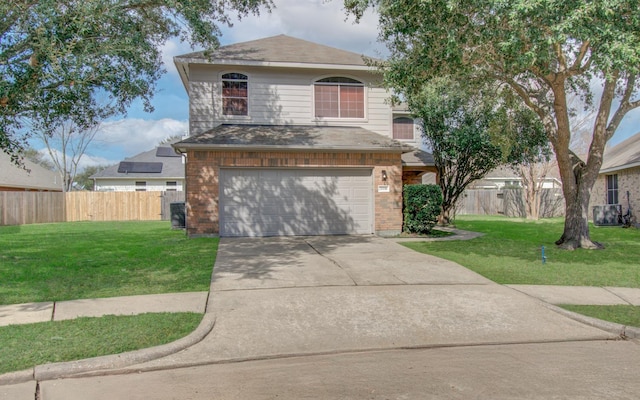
[
  {"xmin": 172, "ymin": 143, "xmax": 408, "ymax": 154},
  {"xmin": 599, "ymin": 161, "xmax": 640, "ymax": 174}
]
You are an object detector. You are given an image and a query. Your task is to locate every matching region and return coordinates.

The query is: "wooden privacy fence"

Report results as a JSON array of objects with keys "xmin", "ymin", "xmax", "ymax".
[
  {"xmin": 455, "ymin": 188, "xmax": 564, "ymax": 218},
  {"xmin": 0, "ymin": 191, "xmax": 186, "ymax": 226},
  {"xmin": 0, "ymin": 191, "xmax": 65, "ymax": 226}
]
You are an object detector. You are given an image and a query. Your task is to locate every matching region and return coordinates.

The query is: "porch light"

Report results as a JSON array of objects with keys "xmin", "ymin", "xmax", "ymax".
[{"xmin": 381, "ymin": 170, "xmax": 387, "ymax": 181}]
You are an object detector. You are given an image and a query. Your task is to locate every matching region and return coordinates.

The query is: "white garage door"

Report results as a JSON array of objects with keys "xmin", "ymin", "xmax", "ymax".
[{"xmin": 219, "ymin": 168, "xmax": 373, "ymax": 237}]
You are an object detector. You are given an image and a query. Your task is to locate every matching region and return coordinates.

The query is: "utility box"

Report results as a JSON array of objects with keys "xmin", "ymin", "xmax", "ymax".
[
  {"xmin": 592, "ymin": 204, "xmax": 621, "ymax": 226},
  {"xmin": 170, "ymin": 202, "xmax": 186, "ymax": 229}
]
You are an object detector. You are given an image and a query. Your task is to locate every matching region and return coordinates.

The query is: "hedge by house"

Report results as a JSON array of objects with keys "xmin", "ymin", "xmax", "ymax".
[{"xmin": 403, "ymin": 184, "xmax": 442, "ymax": 234}]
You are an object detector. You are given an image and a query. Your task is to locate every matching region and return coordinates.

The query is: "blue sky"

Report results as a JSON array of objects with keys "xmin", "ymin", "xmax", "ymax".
[{"xmin": 30, "ymin": 0, "xmax": 640, "ymax": 170}]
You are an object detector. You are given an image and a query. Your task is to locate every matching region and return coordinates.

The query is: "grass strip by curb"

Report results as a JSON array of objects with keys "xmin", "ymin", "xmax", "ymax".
[
  {"xmin": 559, "ymin": 305, "xmax": 640, "ymax": 329},
  {"xmin": 0, "ymin": 312, "xmax": 202, "ymax": 375}
]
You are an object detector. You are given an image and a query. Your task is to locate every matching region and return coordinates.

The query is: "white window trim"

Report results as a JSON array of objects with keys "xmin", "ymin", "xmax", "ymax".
[
  {"xmin": 220, "ymin": 71, "xmax": 250, "ymax": 119},
  {"xmin": 312, "ymin": 75, "xmax": 368, "ymax": 122}
]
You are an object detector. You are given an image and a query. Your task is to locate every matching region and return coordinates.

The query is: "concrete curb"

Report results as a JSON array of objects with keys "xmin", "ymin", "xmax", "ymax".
[
  {"xmin": 0, "ymin": 313, "xmax": 216, "ymax": 385},
  {"xmin": 538, "ymin": 300, "xmax": 640, "ymax": 340},
  {"xmin": 0, "ymin": 369, "xmax": 34, "ymax": 386}
]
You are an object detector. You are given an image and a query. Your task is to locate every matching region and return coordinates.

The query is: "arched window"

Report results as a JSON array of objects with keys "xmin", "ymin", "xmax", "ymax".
[
  {"xmin": 392, "ymin": 117, "xmax": 414, "ymax": 140},
  {"xmin": 222, "ymin": 73, "xmax": 248, "ymax": 116},
  {"xmin": 314, "ymin": 77, "xmax": 364, "ymax": 118}
]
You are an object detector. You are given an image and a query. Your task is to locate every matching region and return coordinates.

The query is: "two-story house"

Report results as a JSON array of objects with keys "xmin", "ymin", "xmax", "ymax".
[{"xmin": 172, "ymin": 35, "xmax": 435, "ymax": 237}]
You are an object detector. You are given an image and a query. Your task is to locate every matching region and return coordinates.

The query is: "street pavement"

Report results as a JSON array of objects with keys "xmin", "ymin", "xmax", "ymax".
[{"xmin": 2, "ymin": 235, "xmax": 640, "ymax": 399}]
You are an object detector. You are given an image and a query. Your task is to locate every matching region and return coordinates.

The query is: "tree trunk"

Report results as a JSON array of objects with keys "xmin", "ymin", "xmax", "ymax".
[
  {"xmin": 547, "ymin": 79, "xmax": 607, "ymax": 250},
  {"xmin": 554, "ymin": 166, "xmax": 602, "ymax": 250},
  {"xmin": 439, "ymin": 204, "xmax": 452, "ymax": 226}
]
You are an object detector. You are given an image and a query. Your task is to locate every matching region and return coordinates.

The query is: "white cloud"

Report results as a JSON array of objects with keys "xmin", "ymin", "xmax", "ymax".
[
  {"xmin": 92, "ymin": 118, "xmax": 188, "ymax": 158},
  {"xmin": 219, "ymin": 0, "xmax": 384, "ymax": 57},
  {"xmin": 160, "ymin": 39, "xmax": 196, "ymax": 76}
]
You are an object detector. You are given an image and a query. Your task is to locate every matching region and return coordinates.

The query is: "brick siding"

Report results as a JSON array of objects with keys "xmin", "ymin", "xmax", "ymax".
[
  {"xmin": 591, "ymin": 166, "xmax": 640, "ymax": 224},
  {"xmin": 185, "ymin": 150, "xmax": 403, "ymax": 236}
]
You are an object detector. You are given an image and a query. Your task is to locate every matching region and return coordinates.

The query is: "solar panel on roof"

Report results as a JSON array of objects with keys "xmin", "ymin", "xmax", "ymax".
[
  {"xmin": 117, "ymin": 162, "xmax": 163, "ymax": 173},
  {"xmin": 156, "ymin": 147, "xmax": 181, "ymax": 157}
]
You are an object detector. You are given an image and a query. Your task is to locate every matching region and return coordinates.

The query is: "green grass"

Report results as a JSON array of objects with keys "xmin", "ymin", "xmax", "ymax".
[
  {"xmin": 402, "ymin": 216, "xmax": 640, "ymax": 288},
  {"xmin": 0, "ymin": 313, "xmax": 202, "ymax": 375},
  {"xmin": 559, "ymin": 305, "xmax": 640, "ymax": 328},
  {"xmin": 0, "ymin": 221, "xmax": 218, "ymax": 305}
]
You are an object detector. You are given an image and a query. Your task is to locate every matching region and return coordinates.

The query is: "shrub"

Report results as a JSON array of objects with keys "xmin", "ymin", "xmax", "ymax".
[{"xmin": 403, "ymin": 184, "xmax": 442, "ymax": 234}]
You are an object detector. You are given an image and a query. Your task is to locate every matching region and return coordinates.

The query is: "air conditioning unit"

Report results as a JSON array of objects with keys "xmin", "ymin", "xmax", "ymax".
[{"xmin": 592, "ymin": 204, "xmax": 622, "ymax": 226}]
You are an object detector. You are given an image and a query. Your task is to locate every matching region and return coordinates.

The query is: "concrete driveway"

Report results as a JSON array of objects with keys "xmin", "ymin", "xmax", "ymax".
[
  {"xmin": 33, "ymin": 235, "xmax": 640, "ymax": 399},
  {"xmin": 118, "ymin": 235, "xmax": 614, "ymax": 369}
]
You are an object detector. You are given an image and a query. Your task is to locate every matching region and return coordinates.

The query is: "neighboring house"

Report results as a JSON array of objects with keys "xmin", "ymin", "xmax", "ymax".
[
  {"xmin": 0, "ymin": 152, "xmax": 63, "ymax": 192},
  {"xmin": 591, "ymin": 133, "xmax": 640, "ymax": 225},
  {"xmin": 469, "ymin": 165, "xmax": 562, "ymax": 190},
  {"xmin": 91, "ymin": 143, "xmax": 185, "ymax": 192},
  {"xmin": 172, "ymin": 35, "xmax": 436, "ymax": 237}
]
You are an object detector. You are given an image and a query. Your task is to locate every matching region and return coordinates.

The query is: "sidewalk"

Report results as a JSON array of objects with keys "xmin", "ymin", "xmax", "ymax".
[
  {"xmin": 0, "ymin": 292, "xmax": 208, "ymax": 327},
  {"xmin": 2, "ymin": 285, "xmax": 640, "ymax": 328},
  {"xmin": 3, "ymin": 285, "xmax": 640, "ymax": 327}
]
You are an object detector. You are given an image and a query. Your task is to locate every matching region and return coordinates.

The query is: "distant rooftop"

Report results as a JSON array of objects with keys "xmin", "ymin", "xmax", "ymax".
[
  {"xmin": 0, "ymin": 152, "xmax": 62, "ymax": 191},
  {"xmin": 91, "ymin": 145, "xmax": 184, "ymax": 180},
  {"xmin": 601, "ymin": 133, "xmax": 640, "ymax": 173}
]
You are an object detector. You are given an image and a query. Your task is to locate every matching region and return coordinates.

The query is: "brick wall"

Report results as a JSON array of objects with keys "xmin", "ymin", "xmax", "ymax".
[
  {"xmin": 185, "ymin": 150, "xmax": 403, "ymax": 236},
  {"xmin": 591, "ymin": 166, "xmax": 640, "ymax": 223}
]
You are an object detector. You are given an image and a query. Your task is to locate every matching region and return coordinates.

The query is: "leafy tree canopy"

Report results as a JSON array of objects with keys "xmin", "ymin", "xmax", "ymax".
[
  {"xmin": 411, "ymin": 77, "xmax": 547, "ymax": 224},
  {"xmin": 345, "ymin": 0, "xmax": 640, "ymax": 249},
  {"xmin": 1, "ymin": 0, "xmax": 272, "ymax": 163}
]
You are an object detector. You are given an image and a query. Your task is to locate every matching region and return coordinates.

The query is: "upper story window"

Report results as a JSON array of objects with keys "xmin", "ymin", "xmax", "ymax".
[
  {"xmin": 314, "ymin": 77, "xmax": 364, "ymax": 119},
  {"xmin": 393, "ymin": 117, "xmax": 415, "ymax": 140},
  {"xmin": 222, "ymin": 73, "xmax": 248, "ymax": 116},
  {"xmin": 607, "ymin": 174, "xmax": 618, "ymax": 204}
]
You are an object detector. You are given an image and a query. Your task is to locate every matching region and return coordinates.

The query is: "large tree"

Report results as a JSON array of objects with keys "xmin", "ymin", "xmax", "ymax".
[
  {"xmin": 1, "ymin": 0, "xmax": 271, "ymax": 163},
  {"xmin": 346, "ymin": 0, "xmax": 640, "ymax": 249}
]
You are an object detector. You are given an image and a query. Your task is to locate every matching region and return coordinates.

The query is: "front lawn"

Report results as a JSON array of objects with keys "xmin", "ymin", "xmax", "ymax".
[
  {"xmin": 0, "ymin": 221, "xmax": 218, "ymax": 305},
  {"xmin": 402, "ymin": 216, "xmax": 640, "ymax": 288}
]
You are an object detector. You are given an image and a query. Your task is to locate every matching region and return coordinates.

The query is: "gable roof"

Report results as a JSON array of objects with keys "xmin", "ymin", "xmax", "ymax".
[
  {"xmin": 0, "ymin": 152, "xmax": 63, "ymax": 191},
  {"xmin": 91, "ymin": 145, "xmax": 184, "ymax": 180},
  {"xmin": 600, "ymin": 132, "xmax": 640, "ymax": 173},
  {"xmin": 174, "ymin": 35, "xmax": 379, "ymax": 90},
  {"xmin": 173, "ymin": 124, "xmax": 409, "ymax": 153},
  {"xmin": 176, "ymin": 35, "xmax": 373, "ymax": 68}
]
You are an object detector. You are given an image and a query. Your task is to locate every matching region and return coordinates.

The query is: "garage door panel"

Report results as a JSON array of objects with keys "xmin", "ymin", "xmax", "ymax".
[{"xmin": 220, "ymin": 168, "xmax": 373, "ymax": 237}]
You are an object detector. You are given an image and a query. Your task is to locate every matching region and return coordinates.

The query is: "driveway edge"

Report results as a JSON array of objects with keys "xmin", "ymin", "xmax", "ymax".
[
  {"xmin": 0, "ymin": 313, "xmax": 215, "ymax": 385},
  {"xmin": 541, "ymin": 302, "xmax": 640, "ymax": 339}
]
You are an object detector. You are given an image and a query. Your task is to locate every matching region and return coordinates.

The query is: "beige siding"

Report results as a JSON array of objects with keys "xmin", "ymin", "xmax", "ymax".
[{"xmin": 187, "ymin": 65, "xmax": 394, "ymax": 137}]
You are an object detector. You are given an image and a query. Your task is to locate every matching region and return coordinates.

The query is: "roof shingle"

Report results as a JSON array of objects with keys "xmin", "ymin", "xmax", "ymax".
[
  {"xmin": 173, "ymin": 124, "xmax": 408, "ymax": 153},
  {"xmin": 175, "ymin": 35, "xmax": 375, "ymax": 67}
]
